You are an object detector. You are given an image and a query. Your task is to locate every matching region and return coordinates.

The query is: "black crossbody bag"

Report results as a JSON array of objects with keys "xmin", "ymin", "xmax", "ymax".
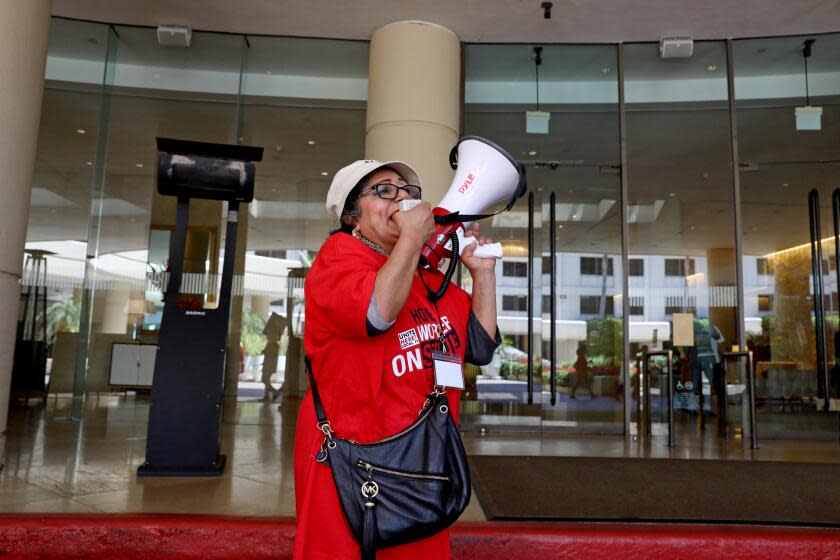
[{"xmin": 306, "ymin": 357, "xmax": 471, "ymax": 560}]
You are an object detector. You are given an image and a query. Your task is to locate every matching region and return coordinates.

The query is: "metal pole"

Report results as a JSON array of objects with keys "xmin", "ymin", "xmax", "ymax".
[
  {"xmin": 527, "ymin": 192, "xmax": 534, "ymax": 405},
  {"xmin": 617, "ymin": 43, "xmax": 633, "ymax": 435},
  {"xmin": 635, "ymin": 353, "xmax": 642, "ymax": 437},
  {"xmin": 725, "ymin": 39, "xmax": 747, "ymax": 355},
  {"xmin": 643, "ymin": 350, "xmax": 675, "ymax": 446},
  {"xmin": 550, "ymin": 191, "xmax": 557, "ymax": 405},
  {"xmin": 723, "ymin": 351, "xmax": 758, "ymax": 449},
  {"xmin": 809, "ymin": 189, "xmax": 829, "ymax": 411}
]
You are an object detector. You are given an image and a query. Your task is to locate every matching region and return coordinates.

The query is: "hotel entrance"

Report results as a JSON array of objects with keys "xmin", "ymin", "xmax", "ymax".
[{"xmin": 460, "ymin": 36, "xmax": 840, "ymax": 448}]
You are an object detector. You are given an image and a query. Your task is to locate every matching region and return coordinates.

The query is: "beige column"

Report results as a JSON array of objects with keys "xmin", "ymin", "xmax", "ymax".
[
  {"xmin": 706, "ymin": 248, "xmax": 738, "ymax": 348},
  {"xmin": 366, "ymin": 21, "xmax": 461, "ymax": 202},
  {"xmin": 0, "ymin": 0, "xmax": 51, "ymax": 432},
  {"xmin": 250, "ymin": 295, "xmax": 272, "ymax": 318}
]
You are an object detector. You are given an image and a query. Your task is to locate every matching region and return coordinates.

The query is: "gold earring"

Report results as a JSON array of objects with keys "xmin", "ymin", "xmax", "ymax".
[{"xmin": 352, "ymin": 225, "xmax": 361, "ymax": 239}]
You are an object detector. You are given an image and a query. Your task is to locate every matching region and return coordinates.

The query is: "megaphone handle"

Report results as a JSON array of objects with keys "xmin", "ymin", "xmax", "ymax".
[{"xmin": 426, "ymin": 232, "xmax": 459, "ymax": 303}]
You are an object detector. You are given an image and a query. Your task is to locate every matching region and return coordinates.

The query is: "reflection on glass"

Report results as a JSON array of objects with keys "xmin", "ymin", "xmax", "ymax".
[
  {"xmin": 735, "ymin": 33, "xmax": 840, "ymax": 438},
  {"xmin": 463, "ymin": 43, "xmax": 622, "ymax": 433},
  {"xmin": 625, "ymin": 41, "xmax": 737, "ymax": 432}
]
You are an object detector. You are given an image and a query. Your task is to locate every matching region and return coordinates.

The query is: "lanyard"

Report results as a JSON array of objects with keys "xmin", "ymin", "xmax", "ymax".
[{"xmin": 417, "ymin": 268, "xmax": 449, "ymax": 353}]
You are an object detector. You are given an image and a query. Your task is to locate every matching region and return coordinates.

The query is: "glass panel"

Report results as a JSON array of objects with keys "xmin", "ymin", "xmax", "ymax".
[
  {"xmin": 238, "ymin": 36, "xmax": 368, "ymax": 399},
  {"xmin": 463, "ymin": 44, "xmax": 623, "ymax": 434},
  {"xmin": 77, "ymin": 26, "xmax": 240, "ymax": 397},
  {"xmin": 624, "ymin": 41, "xmax": 738, "ymax": 438},
  {"xmin": 734, "ymin": 33, "xmax": 840, "ymax": 439},
  {"xmin": 22, "ymin": 18, "xmax": 110, "ymax": 396}
]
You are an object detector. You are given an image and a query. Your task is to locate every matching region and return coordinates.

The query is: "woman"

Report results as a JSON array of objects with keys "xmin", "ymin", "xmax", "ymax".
[{"xmin": 294, "ymin": 159, "xmax": 500, "ymax": 559}]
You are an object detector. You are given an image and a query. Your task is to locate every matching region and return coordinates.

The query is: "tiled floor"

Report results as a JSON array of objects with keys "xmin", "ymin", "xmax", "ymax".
[{"xmin": 3, "ymin": 393, "xmax": 840, "ymax": 518}]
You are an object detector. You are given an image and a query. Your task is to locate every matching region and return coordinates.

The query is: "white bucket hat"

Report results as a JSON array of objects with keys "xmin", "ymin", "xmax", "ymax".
[{"xmin": 325, "ymin": 159, "xmax": 421, "ymax": 220}]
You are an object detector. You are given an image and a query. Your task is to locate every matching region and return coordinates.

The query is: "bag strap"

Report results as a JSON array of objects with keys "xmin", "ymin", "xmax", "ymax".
[{"xmin": 305, "ymin": 355, "xmax": 330, "ymax": 425}]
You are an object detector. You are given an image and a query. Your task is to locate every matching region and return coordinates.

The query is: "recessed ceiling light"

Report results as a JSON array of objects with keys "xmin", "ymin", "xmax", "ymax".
[
  {"xmin": 669, "ymin": 192, "xmax": 676, "ymax": 197},
  {"xmin": 320, "ymin": 171, "xmax": 329, "ymax": 176},
  {"xmin": 528, "ymin": 150, "xmax": 537, "ymax": 156},
  {"xmin": 706, "ymin": 64, "xmax": 717, "ymax": 72},
  {"xmin": 689, "ymin": 225, "xmax": 696, "ymax": 230},
  {"xmin": 76, "ymin": 128, "xmax": 86, "ymax": 134},
  {"xmin": 307, "ymin": 140, "xmax": 316, "ymax": 145},
  {"xmin": 558, "ymin": 224, "xmax": 564, "ymax": 229},
  {"xmin": 782, "ymin": 183, "xmax": 789, "ymax": 187},
  {"xmin": 85, "ymin": 161, "xmax": 92, "ymax": 166},
  {"xmin": 601, "ymin": 67, "xmax": 611, "ymax": 74},
  {"xmin": 135, "ymin": 163, "xmax": 144, "ymax": 168}
]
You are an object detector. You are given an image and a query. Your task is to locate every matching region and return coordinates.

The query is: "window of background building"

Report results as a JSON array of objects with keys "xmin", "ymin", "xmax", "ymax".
[
  {"xmin": 664, "ymin": 258, "xmax": 696, "ymax": 277},
  {"xmin": 664, "ymin": 296, "xmax": 697, "ymax": 315},
  {"xmin": 629, "ymin": 297, "xmax": 644, "ymax": 315},
  {"xmin": 758, "ymin": 294, "xmax": 774, "ymax": 312},
  {"xmin": 503, "ymin": 294, "xmax": 528, "ymax": 312},
  {"xmin": 580, "ymin": 256, "xmax": 614, "ymax": 276},
  {"xmin": 580, "ymin": 295, "xmax": 614, "ymax": 315},
  {"xmin": 503, "ymin": 261, "xmax": 528, "ymax": 277},
  {"xmin": 628, "ymin": 258, "xmax": 645, "ymax": 276},
  {"xmin": 756, "ymin": 257, "xmax": 774, "ymax": 276}
]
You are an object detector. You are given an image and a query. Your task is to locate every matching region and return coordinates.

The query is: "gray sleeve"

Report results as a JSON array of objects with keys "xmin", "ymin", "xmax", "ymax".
[
  {"xmin": 366, "ymin": 293, "xmax": 395, "ymax": 337},
  {"xmin": 465, "ymin": 311, "xmax": 502, "ymax": 366}
]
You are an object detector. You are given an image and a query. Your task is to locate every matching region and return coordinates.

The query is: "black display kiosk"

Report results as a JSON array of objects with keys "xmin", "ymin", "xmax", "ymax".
[{"xmin": 138, "ymin": 138, "xmax": 263, "ymax": 477}]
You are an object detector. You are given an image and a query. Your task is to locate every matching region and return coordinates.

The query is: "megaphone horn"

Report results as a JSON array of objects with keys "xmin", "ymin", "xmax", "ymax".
[{"xmin": 420, "ymin": 136, "xmax": 527, "ymax": 270}]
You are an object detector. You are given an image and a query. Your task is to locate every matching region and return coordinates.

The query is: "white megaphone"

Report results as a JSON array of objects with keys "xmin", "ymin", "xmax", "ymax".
[{"xmin": 403, "ymin": 136, "xmax": 527, "ymax": 271}]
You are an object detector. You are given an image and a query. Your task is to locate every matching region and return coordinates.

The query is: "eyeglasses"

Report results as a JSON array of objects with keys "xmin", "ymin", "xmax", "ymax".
[{"xmin": 367, "ymin": 182, "xmax": 422, "ymax": 200}]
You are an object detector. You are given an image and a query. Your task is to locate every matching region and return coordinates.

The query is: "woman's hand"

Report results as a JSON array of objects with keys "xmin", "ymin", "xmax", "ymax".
[
  {"xmin": 460, "ymin": 223, "xmax": 497, "ymax": 276},
  {"xmin": 392, "ymin": 202, "xmax": 435, "ymax": 250},
  {"xmin": 460, "ymin": 223, "xmax": 497, "ymax": 339}
]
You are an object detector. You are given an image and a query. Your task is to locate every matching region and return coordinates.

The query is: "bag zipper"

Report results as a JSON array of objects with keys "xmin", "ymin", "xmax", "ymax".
[
  {"xmin": 357, "ymin": 459, "xmax": 450, "ymax": 482},
  {"xmin": 374, "ymin": 400, "xmax": 437, "ymax": 445}
]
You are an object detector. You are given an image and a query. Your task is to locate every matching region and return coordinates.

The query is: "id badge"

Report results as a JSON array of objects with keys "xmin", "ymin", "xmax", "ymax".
[{"xmin": 431, "ymin": 350, "xmax": 464, "ymax": 390}]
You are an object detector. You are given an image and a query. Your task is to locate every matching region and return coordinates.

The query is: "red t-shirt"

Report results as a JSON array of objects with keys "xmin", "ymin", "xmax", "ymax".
[{"xmin": 294, "ymin": 232, "xmax": 471, "ymax": 560}]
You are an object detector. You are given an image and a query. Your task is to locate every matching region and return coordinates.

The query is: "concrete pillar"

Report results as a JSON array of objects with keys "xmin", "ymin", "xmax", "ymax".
[
  {"xmin": 250, "ymin": 295, "xmax": 272, "ymax": 318},
  {"xmin": 366, "ymin": 21, "xmax": 461, "ymax": 202},
  {"xmin": 706, "ymin": 248, "xmax": 738, "ymax": 349},
  {"xmin": 768, "ymin": 246, "xmax": 815, "ymax": 368},
  {"xmin": 98, "ymin": 287, "xmax": 131, "ymax": 335},
  {"xmin": 0, "ymin": 0, "xmax": 51, "ymax": 432}
]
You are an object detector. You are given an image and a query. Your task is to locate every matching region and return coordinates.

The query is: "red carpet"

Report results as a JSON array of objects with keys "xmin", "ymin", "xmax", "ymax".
[{"xmin": 0, "ymin": 515, "xmax": 839, "ymax": 558}]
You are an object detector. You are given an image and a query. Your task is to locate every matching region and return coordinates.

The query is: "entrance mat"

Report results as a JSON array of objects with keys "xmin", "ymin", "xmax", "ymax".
[{"xmin": 469, "ymin": 455, "xmax": 840, "ymax": 524}]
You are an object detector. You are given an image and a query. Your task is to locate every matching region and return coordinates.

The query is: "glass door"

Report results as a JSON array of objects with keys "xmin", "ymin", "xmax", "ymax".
[{"xmin": 734, "ymin": 34, "xmax": 840, "ymax": 440}]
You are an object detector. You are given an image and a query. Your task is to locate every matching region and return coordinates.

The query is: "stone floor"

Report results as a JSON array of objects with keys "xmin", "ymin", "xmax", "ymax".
[{"xmin": 3, "ymin": 393, "xmax": 840, "ymax": 518}]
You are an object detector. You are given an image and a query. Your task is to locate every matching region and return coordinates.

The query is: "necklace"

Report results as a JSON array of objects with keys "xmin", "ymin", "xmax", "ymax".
[{"xmin": 354, "ymin": 229, "xmax": 390, "ymax": 257}]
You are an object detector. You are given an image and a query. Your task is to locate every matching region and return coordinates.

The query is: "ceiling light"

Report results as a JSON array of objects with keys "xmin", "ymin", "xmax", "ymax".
[
  {"xmin": 796, "ymin": 39, "xmax": 822, "ymax": 131},
  {"xmin": 558, "ymin": 224, "xmax": 564, "ymax": 229},
  {"xmin": 706, "ymin": 65, "xmax": 717, "ymax": 72},
  {"xmin": 76, "ymin": 128, "xmax": 86, "ymax": 134},
  {"xmin": 156, "ymin": 24, "xmax": 192, "ymax": 47},
  {"xmin": 782, "ymin": 183, "xmax": 789, "ymax": 187},
  {"xmin": 669, "ymin": 192, "xmax": 676, "ymax": 197},
  {"xmin": 601, "ymin": 67, "xmax": 610, "ymax": 74},
  {"xmin": 528, "ymin": 150, "xmax": 537, "ymax": 156},
  {"xmin": 135, "ymin": 163, "xmax": 144, "ymax": 168},
  {"xmin": 659, "ymin": 36, "xmax": 693, "ymax": 59},
  {"xmin": 320, "ymin": 171, "xmax": 329, "ymax": 176},
  {"xmin": 307, "ymin": 140, "xmax": 316, "ymax": 145},
  {"xmin": 85, "ymin": 161, "xmax": 92, "ymax": 166},
  {"xmin": 526, "ymin": 46, "xmax": 550, "ymax": 135}
]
